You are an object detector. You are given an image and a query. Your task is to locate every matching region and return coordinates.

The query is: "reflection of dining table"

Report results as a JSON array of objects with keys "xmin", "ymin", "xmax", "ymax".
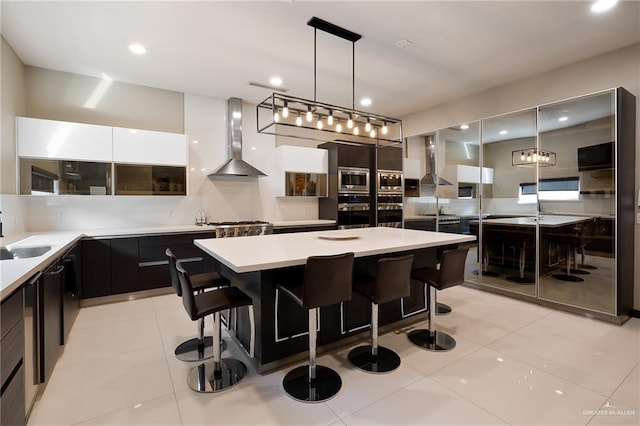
[{"xmin": 470, "ymin": 215, "xmax": 593, "ymax": 282}]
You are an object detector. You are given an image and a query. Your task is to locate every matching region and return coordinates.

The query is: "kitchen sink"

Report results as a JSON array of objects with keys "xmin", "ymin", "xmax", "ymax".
[{"xmin": 0, "ymin": 245, "xmax": 52, "ymax": 260}]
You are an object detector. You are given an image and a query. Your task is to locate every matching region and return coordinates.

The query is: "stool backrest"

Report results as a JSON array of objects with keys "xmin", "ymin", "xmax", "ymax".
[
  {"xmin": 175, "ymin": 262, "xmax": 197, "ymax": 320},
  {"xmin": 436, "ymin": 248, "xmax": 469, "ymax": 290},
  {"xmin": 166, "ymin": 248, "xmax": 183, "ymax": 297},
  {"xmin": 303, "ymin": 252, "xmax": 354, "ymax": 309},
  {"xmin": 374, "ymin": 254, "xmax": 414, "ymax": 304}
]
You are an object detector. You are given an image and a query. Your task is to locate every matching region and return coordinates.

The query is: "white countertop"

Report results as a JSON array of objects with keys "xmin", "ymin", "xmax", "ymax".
[
  {"xmin": 194, "ymin": 227, "xmax": 475, "ymax": 273},
  {"xmin": 478, "ymin": 215, "xmax": 592, "ymax": 227}
]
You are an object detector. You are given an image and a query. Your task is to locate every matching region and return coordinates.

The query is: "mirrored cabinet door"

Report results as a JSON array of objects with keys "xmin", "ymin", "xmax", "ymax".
[
  {"xmin": 436, "ymin": 122, "xmax": 481, "ymax": 284},
  {"xmin": 537, "ymin": 90, "xmax": 616, "ymax": 314},
  {"xmin": 19, "ymin": 158, "xmax": 111, "ymax": 195},
  {"xmin": 480, "ymin": 109, "xmax": 537, "ymax": 297}
]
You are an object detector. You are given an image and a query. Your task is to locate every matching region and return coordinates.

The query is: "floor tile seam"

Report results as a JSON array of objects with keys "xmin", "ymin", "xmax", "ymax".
[
  {"xmin": 478, "ymin": 310, "xmax": 553, "ymax": 347},
  {"xmin": 51, "ymin": 342, "xmax": 168, "ymax": 373},
  {"xmin": 601, "ymin": 359, "xmax": 640, "ymax": 408},
  {"xmin": 333, "ymin": 372, "xmax": 428, "ymax": 422},
  {"xmin": 478, "ymin": 345, "xmax": 614, "ymax": 401},
  {"xmin": 66, "ymin": 390, "xmax": 178, "ymax": 426},
  {"xmin": 419, "ymin": 344, "xmax": 485, "ymax": 377}
]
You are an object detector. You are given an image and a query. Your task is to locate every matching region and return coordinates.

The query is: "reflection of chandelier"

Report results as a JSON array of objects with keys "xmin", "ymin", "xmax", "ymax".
[
  {"xmin": 257, "ymin": 17, "xmax": 402, "ymax": 145},
  {"xmin": 512, "ymin": 148, "xmax": 556, "ymax": 166}
]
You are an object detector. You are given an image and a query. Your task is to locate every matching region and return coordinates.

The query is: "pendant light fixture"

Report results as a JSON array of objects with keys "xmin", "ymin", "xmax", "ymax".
[
  {"xmin": 257, "ymin": 17, "xmax": 402, "ymax": 145},
  {"xmin": 512, "ymin": 148, "xmax": 557, "ymax": 167}
]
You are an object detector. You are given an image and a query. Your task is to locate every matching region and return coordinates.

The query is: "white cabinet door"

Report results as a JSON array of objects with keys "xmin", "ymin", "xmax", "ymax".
[
  {"xmin": 17, "ymin": 117, "xmax": 112, "ymax": 162},
  {"xmin": 113, "ymin": 127, "xmax": 187, "ymax": 166}
]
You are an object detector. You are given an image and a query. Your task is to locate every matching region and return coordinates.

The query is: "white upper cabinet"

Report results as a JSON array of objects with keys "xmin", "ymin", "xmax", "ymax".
[
  {"xmin": 456, "ymin": 165, "xmax": 494, "ymax": 184},
  {"xmin": 112, "ymin": 127, "xmax": 187, "ymax": 166},
  {"xmin": 274, "ymin": 145, "xmax": 328, "ymax": 197},
  {"xmin": 17, "ymin": 117, "xmax": 112, "ymax": 162}
]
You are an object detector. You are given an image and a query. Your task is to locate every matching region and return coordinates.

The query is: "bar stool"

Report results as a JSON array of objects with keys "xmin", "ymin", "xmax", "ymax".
[
  {"xmin": 547, "ymin": 226, "xmax": 588, "ymax": 282},
  {"xmin": 348, "ymin": 254, "xmax": 414, "ymax": 373},
  {"xmin": 576, "ymin": 218, "xmax": 598, "ymax": 270},
  {"xmin": 409, "ymin": 248, "xmax": 469, "ymax": 351},
  {"xmin": 277, "ymin": 252, "xmax": 354, "ymax": 403},
  {"xmin": 167, "ymin": 248, "xmax": 230, "ymax": 361},
  {"xmin": 175, "ymin": 263, "xmax": 254, "ymax": 393}
]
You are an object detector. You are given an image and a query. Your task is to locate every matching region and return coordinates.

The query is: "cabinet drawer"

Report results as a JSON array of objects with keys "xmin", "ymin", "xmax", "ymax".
[
  {"xmin": 138, "ymin": 232, "xmax": 215, "ymax": 249},
  {"xmin": 139, "ymin": 243, "xmax": 204, "ymax": 263},
  {"xmin": 1, "ymin": 317, "xmax": 24, "ymax": 387},
  {"xmin": 0, "ymin": 363, "xmax": 25, "ymax": 426},
  {"xmin": 1, "ymin": 289, "xmax": 23, "ymax": 339}
]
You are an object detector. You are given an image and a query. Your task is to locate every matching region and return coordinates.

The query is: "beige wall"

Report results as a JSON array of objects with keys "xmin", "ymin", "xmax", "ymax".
[
  {"xmin": 1, "ymin": 36, "xmax": 26, "ymax": 194},
  {"xmin": 24, "ymin": 66, "xmax": 184, "ymax": 133},
  {"xmin": 402, "ymin": 42, "xmax": 640, "ymax": 311}
]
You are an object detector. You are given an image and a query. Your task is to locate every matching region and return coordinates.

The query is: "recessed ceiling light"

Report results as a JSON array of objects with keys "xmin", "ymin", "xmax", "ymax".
[
  {"xmin": 499, "ymin": 130, "xmax": 508, "ymax": 135},
  {"xmin": 360, "ymin": 98, "xmax": 372, "ymax": 106},
  {"xmin": 460, "ymin": 124, "xmax": 470, "ymax": 130},
  {"xmin": 558, "ymin": 116, "xmax": 569, "ymax": 122},
  {"xmin": 128, "ymin": 44, "xmax": 147, "ymax": 55},
  {"xmin": 269, "ymin": 76, "xmax": 283, "ymax": 86},
  {"xmin": 591, "ymin": 0, "xmax": 618, "ymax": 13},
  {"xmin": 192, "ymin": 140, "xmax": 199, "ymax": 144}
]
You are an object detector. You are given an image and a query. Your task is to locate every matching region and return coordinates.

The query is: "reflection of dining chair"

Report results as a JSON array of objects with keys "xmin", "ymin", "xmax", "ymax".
[
  {"xmin": 547, "ymin": 225, "xmax": 588, "ymax": 282},
  {"xmin": 575, "ymin": 218, "xmax": 597, "ymax": 270}
]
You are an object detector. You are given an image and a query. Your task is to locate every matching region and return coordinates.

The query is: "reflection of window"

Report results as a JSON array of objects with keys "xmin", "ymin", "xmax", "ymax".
[{"xmin": 519, "ymin": 177, "xmax": 580, "ymax": 203}]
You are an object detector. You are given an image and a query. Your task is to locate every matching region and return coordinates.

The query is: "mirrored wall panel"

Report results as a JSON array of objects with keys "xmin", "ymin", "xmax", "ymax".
[{"xmin": 537, "ymin": 91, "xmax": 616, "ymax": 314}]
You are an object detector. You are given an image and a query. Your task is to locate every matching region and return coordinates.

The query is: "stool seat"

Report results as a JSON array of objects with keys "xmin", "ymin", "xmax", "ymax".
[
  {"xmin": 277, "ymin": 252, "xmax": 354, "ymax": 403},
  {"xmin": 409, "ymin": 248, "xmax": 469, "ymax": 352},
  {"xmin": 176, "ymin": 263, "xmax": 254, "ymax": 394},
  {"xmin": 167, "ymin": 248, "xmax": 230, "ymax": 362},
  {"xmin": 348, "ymin": 254, "xmax": 413, "ymax": 374}
]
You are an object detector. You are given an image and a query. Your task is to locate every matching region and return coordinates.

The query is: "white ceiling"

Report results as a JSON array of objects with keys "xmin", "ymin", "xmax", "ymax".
[{"xmin": 2, "ymin": 1, "xmax": 639, "ymax": 119}]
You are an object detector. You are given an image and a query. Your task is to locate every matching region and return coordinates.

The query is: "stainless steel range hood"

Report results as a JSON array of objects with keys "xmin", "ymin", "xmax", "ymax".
[
  {"xmin": 421, "ymin": 135, "xmax": 452, "ymax": 186},
  {"xmin": 208, "ymin": 97, "xmax": 266, "ymax": 178}
]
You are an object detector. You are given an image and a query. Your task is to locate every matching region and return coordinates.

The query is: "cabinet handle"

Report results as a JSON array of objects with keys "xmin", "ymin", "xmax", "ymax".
[
  {"xmin": 27, "ymin": 271, "xmax": 43, "ymax": 285},
  {"xmin": 46, "ymin": 265, "xmax": 65, "ymax": 276}
]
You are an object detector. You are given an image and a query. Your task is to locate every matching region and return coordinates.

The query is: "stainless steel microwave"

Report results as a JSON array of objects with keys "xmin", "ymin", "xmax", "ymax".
[
  {"xmin": 338, "ymin": 166, "xmax": 370, "ymax": 193},
  {"xmin": 377, "ymin": 170, "xmax": 403, "ymax": 193}
]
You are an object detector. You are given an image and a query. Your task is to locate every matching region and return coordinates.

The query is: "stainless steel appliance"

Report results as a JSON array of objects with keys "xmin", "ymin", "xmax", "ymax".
[
  {"xmin": 337, "ymin": 194, "xmax": 371, "ymax": 229},
  {"xmin": 207, "ymin": 221, "xmax": 273, "ymax": 238},
  {"xmin": 377, "ymin": 193, "xmax": 403, "ymax": 228},
  {"xmin": 338, "ymin": 166, "xmax": 369, "ymax": 194},
  {"xmin": 377, "ymin": 170, "xmax": 403, "ymax": 193}
]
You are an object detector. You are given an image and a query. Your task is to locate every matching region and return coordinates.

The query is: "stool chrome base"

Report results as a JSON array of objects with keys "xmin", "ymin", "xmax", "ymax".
[
  {"xmin": 175, "ymin": 337, "xmax": 227, "ymax": 362},
  {"xmin": 552, "ymin": 274, "xmax": 584, "ymax": 282},
  {"xmin": 506, "ymin": 275, "xmax": 535, "ymax": 284},
  {"xmin": 569, "ymin": 268, "xmax": 590, "ymax": 275},
  {"xmin": 408, "ymin": 329, "xmax": 456, "ymax": 351},
  {"xmin": 348, "ymin": 345, "xmax": 400, "ymax": 374},
  {"xmin": 282, "ymin": 365, "xmax": 342, "ymax": 403},
  {"xmin": 187, "ymin": 358, "xmax": 247, "ymax": 393},
  {"xmin": 436, "ymin": 302, "xmax": 452, "ymax": 315}
]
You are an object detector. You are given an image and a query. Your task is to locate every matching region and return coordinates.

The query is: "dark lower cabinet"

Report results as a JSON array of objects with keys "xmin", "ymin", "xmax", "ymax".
[
  {"xmin": 40, "ymin": 259, "xmax": 63, "ymax": 383},
  {"xmin": 62, "ymin": 245, "xmax": 82, "ymax": 344},
  {"xmin": 111, "ymin": 238, "xmax": 139, "ymax": 294},
  {"xmin": 82, "ymin": 239, "xmax": 111, "ymax": 298},
  {"xmin": 1, "ymin": 288, "xmax": 26, "ymax": 426}
]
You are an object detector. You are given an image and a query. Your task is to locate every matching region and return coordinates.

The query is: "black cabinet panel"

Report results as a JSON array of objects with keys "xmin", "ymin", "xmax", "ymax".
[
  {"xmin": 40, "ymin": 260, "xmax": 63, "ymax": 383},
  {"xmin": 0, "ymin": 317, "xmax": 24, "ymax": 386},
  {"xmin": 377, "ymin": 145, "xmax": 402, "ymax": 170},
  {"xmin": 1, "ymin": 363, "xmax": 25, "ymax": 426},
  {"xmin": 111, "ymin": 238, "xmax": 139, "ymax": 295},
  {"xmin": 62, "ymin": 245, "xmax": 81, "ymax": 344},
  {"xmin": 82, "ymin": 239, "xmax": 111, "ymax": 298},
  {"xmin": 1, "ymin": 288, "xmax": 23, "ymax": 339},
  {"xmin": 272, "ymin": 224, "xmax": 337, "ymax": 234}
]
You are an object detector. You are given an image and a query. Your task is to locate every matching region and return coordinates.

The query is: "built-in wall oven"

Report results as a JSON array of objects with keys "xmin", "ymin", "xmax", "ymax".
[
  {"xmin": 376, "ymin": 170, "xmax": 403, "ymax": 227},
  {"xmin": 338, "ymin": 167, "xmax": 370, "ymax": 194},
  {"xmin": 337, "ymin": 194, "xmax": 371, "ymax": 229}
]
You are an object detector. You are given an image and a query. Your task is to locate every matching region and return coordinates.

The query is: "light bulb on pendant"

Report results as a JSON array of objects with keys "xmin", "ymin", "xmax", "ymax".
[
  {"xmin": 347, "ymin": 114, "xmax": 354, "ymax": 129},
  {"xmin": 335, "ymin": 122, "xmax": 343, "ymax": 133},
  {"xmin": 365, "ymin": 118, "xmax": 371, "ymax": 132},
  {"xmin": 327, "ymin": 110, "xmax": 334, "ymax": 126},
  {"xmin": 273, "ymin": 106, "xmax": 280, "ymax": 123},
  {"xmin": 381, "ymin": 122, "xmax": 388, "ymax": 135},
  {"xmin": 295, "ymin": 113, "xmax": 302, "ymax": 126},
  {"xmin": 316, "ymin": 117, "xmax": 323, "ymax": 130},
  {"xmin": 306, "ymin": 106, "xmax": 313, "ymax": 122},
  {"xmin": 282, "ymin": 101, "xmax": 289, "ymax": 118},
  {"xmin": 520, "ymin": 152, "xmax": 525, "ymax": 161},
  {"xmin": 369, "ymin": 128, "xmax": 376, "ymax": 138},
  {"xmin": 353, "ymin": 126, "xmax": 359, "ymax": 136}
]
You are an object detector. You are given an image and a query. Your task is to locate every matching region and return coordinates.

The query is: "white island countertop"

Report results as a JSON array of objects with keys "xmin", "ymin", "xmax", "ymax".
[{"xmin": 195, "ymin": 227, "xmax": 475, "ymax": 273}]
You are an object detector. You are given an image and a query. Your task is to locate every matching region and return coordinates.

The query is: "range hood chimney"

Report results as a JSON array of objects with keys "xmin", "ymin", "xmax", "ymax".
[
  {"xmin": 208, "ymin": 97, "xmax": 266, "ymax": 178},
  {"xmin": 421, "ymin": 135, "xmax": 452, "ymax": 186}
]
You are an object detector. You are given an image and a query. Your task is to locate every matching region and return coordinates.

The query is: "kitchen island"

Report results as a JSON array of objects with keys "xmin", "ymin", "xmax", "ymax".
[{"xmin": 195, "ymin": 227, "xmax": 475, "ymax": 372}]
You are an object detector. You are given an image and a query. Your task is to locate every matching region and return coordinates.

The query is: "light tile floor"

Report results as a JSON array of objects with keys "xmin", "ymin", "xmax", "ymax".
[{"xmin": 28, "ymin": 286, "xmax": 639, "ymax": 426}]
